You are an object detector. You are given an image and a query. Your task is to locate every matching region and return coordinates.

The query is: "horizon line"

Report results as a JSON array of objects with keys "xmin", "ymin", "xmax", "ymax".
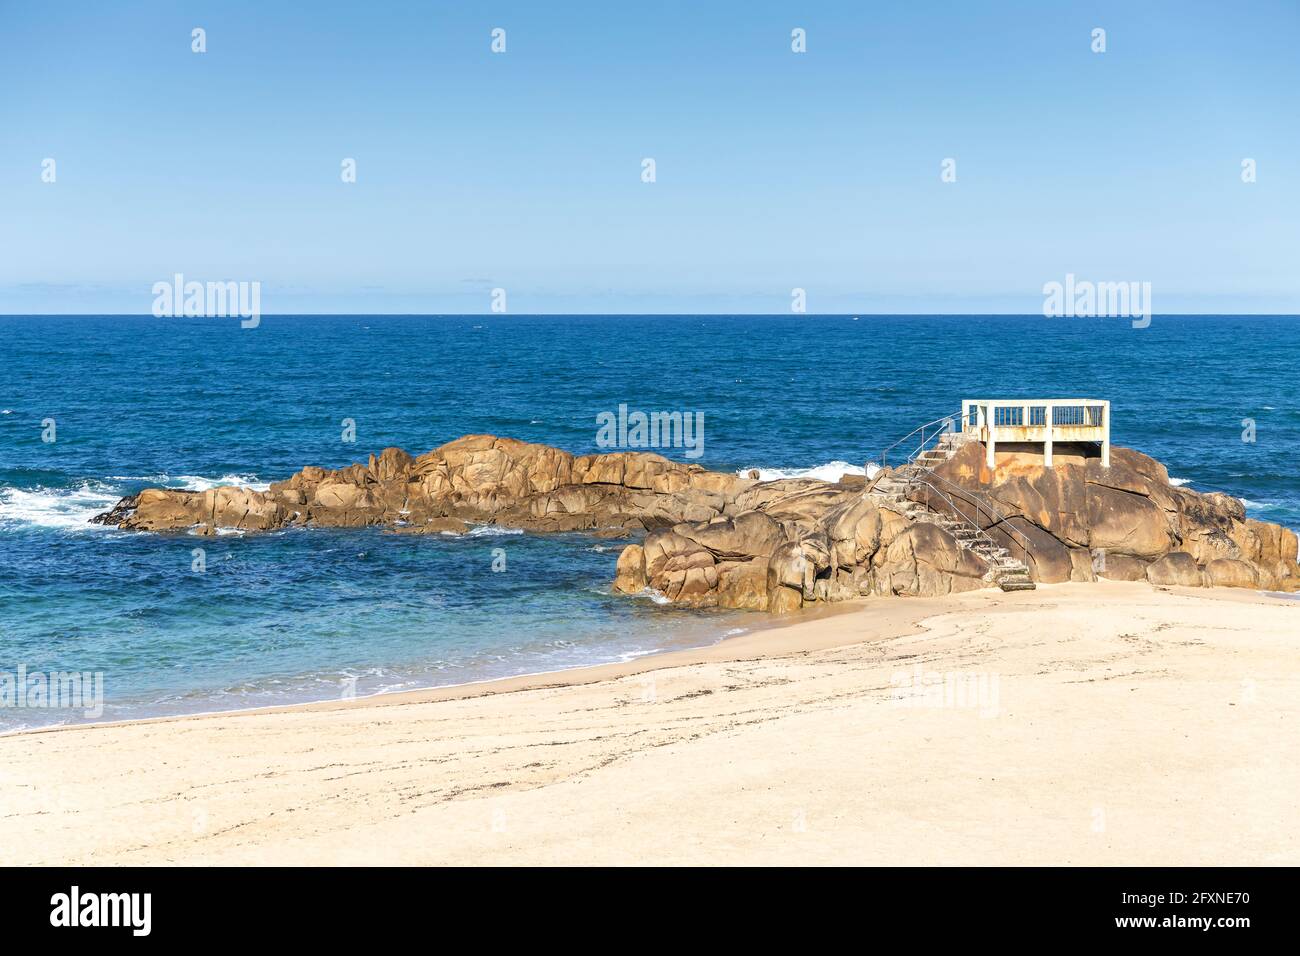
[{"xmin": 4, "ymin": 312, "xmax": 1300, "ymax": 319}]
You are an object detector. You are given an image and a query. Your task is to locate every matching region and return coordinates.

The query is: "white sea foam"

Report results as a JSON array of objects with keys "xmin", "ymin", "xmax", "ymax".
[
  {"xmin": 463, "ymin": 524, "xmax": 525, "ymax": 537},
  {"xmin": 738, "ymin": 460, "xmax": 878, "ymax": 483},
  {"xmin": 1169, "ymin": 476, "xmax": 1193, "ymax": 486},
  {"xmin": 171, "ymin": 474, "xmax": 271, "ymax": 492},
  {"xmin": 0, "ymin": 470, "xmax": 274, "ymax": 532},
  {"xmin": 0, "ymin": 481, "xmax": 120, "ymax": 531},
  {"xmin": 631, "ymin": 587, "xmax": 671, "ymax": 605},
  {"xmin": 106, "ymin": 472, "xmax": 271, "ymax": 492}
]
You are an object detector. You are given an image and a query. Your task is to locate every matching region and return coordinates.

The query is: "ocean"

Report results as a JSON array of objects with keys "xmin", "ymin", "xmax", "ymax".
[{"xmin": 2, "ymin": 314, "xmax": 1297, "ymax": 731}]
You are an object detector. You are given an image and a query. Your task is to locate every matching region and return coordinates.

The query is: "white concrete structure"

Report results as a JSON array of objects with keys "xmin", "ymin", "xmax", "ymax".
[{"xmin": 962, "ymin": 399, "xmax": 1110, "ymax": 470}]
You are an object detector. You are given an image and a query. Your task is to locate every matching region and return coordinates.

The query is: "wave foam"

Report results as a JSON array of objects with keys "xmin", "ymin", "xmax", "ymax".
[
  {"xmin": 738, "ymin": 460, "xmax": 878, "ymax": 483},
  {"xmin": 107, "ymin": 473, "xmax": 269, "ymax": 492},
  {"xmin": 0, "ymin": 481, "xmax": 119, "ymax": 531},
  {"xmin": 0, "ymin": 470, "xmax": 272, "ymax": 532},
  {"xmin": 171, "ymin": 473, "xmax": 271, "ymax": 492}
]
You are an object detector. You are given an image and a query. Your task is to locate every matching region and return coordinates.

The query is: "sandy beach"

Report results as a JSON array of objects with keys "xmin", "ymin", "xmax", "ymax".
[{"xmin": 2, "ymin": 580, "xmax": 1297, "ymax": 866}]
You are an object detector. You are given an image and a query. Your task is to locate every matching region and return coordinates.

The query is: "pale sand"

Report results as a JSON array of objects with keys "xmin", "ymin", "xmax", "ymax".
[{"xmin": 2, "ymin": 580, "xmax": 1297, "ymax": 866}]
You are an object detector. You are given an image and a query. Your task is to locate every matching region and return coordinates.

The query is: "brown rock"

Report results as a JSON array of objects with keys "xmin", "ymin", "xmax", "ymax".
[
  {"xmin": 716, "ymin": 558, "xmax": 769, "ymax": 610},
  {"xmin": 642, "ymin": 530, "xmax": 698, "ymax": 578},
  {"xmin": 89, "ymin": 433, "xmax": 1300, "ymax": 613},
  {"xmin": 1095, "ymin": 552, "xmax": 1149, "ymax": 581},
  {"xmin": 613, "ymin": 544, "xmax": 647, "ymax": 593},
  {"xmin": 877, "ymin": 523, "xmax": 988, "ymax": 596},
  {"xmin": 1146, "ymin": 552, "xmax": 1204, "ymax": 587},
  {"xmin": 130, "ymin": 488, "xmax": 202, "ymax": 531},
  {"xmin": 676, "ymin": 510, "xmax": 785, "ymax": 559},
  {"xmin": 767, "ymin": 585, "xmax": 803, "ymax": 613},
  {"xmin": 766, "ymin": 541, "xmax": 807, "ymax": 592},
  {"xmin": 1204, "ymin": 558, "xmax": 1260, "ymax": 589},
  {"xmin": 1084, "ymin": 484, "xmax": 1173, "ymax": 559},
  {"xmin": 313, "ymin": 482, "xmax": 370, "ymax": 510}
]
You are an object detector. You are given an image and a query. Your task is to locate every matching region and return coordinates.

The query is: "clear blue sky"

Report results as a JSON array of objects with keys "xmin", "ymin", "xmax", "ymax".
[{"xmin": 2, "ymin": 0, "xmax": 1296, "ymax": 313}]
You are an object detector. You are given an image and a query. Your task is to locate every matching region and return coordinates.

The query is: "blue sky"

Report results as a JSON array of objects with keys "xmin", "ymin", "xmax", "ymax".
[{"xmin": 1, "ymin": 0, "xmax": 1296, "ymax": 313}]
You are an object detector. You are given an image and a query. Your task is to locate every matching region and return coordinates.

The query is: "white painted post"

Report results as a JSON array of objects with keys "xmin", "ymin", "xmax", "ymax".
[
  {"xmin": 1100, "ymin": 401, "xmax": 1110, "ymax": 468},
  {"xmin": 1044, "ymin": 403, "xmax": 1054, "ymax": 468},
  {"xmin": 986, "ymin": 402, "xmax": 997, "ymax": 469}
]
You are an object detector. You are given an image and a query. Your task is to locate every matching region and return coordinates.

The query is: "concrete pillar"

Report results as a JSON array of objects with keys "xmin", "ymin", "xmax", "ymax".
[
  {"xmin": 1100, "ymin": 402, "xmax": 1110, "ymax": 468},
  {"xmin": 986, "ymin": 408, "xmax": 996, "ymax": 470},
  {"xmin": 1044, "ymin": 403, "xmax": 1054, "ymax": 468}
]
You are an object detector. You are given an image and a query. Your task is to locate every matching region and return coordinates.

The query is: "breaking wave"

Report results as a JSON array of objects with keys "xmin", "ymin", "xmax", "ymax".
[
  {"xmin": 0, "ymin": 481, "xmax": 120, "ymax": 531},
  {"xmin": 0, "ymin": 472, "xmax": 270, "ymax": 531},
  {"xmin": 737, "ymin": 460, "xmax": 879, "ymax": 483}
]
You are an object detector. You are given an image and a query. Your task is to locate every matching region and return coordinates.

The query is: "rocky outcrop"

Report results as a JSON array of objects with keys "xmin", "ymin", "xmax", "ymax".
[
  {"xmin": 922, "ymin": 442, "xmax": 1300, "ymax": 593},
  {"xmin": 614, "ymin": 485, "xmax": 1004, "ymax": 612},
  {"xmin": 612, "ymin": 440, "xmax": 1299, "ymax": 609},
  {"xmin": 92, "ymin": 434, "xmax": 1300, "ymax": 609},
  {"xmin": 92, "ymin": 435, "xmax": 753, "ymax": 536},
  {"xmin": 93, "ymin": 486, "xmax": 287, "ymax": 533}
]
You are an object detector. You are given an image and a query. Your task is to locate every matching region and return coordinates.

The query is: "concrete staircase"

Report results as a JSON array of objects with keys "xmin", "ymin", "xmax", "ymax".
[{"xmin": 871, "ymin": 431, "xmax": 1036, "ymax": 591}]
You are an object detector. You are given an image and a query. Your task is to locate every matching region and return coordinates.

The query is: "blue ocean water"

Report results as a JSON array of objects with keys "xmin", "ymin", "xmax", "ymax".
[{"xmin": 2, "ymin": 314, "xmax": 1297, "ymax": 731}]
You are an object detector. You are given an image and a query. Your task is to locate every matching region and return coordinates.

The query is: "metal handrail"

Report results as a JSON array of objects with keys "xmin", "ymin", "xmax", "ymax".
[
  {"xmin": 878, "ymin": 407, "xmax": 1037, "ymax": 565},
  {"xmin": 879, "ymin": 411, "xmax": 963, "ymax": 469},
  {"xmin": 901, "ymin": 475, "xmax": 1025, "ymax": 569},
  {"xmin": 906, "ymin": 469, "xmax": 1035, "ymax": 560}
]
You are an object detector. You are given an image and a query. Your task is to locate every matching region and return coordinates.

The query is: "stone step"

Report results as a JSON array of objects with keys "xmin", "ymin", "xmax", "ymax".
[
  {"xmin": 998, "ymin": 579, "xmax": 1037, "ymax": 591},
  {"xmin": 867, "ymin": 455, "xmax": 1035, "ymax": 590}
]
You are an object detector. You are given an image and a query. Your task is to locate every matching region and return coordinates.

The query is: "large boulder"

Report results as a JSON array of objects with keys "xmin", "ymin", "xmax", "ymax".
[
  {"xmin": 1096, "ymin": 553, "xmax": 1149, "ymax": 581},
  {"xmin": 873, "ymin": 523, "xmax": 989, "ymax": 596},
  {"xmin": 675, "ymin": 511, "xmax": 786, "ymax": 559},
  {"xmin": 1146, "ymin": 552, "xmax": 1204, "ymax": 587},
  {"xmin": 123, "ymin": 488, "xmax": 202, "ymax": 531},
  {"xmin": 612, "ymin": 544, "xmax": 647, "ymax": 594},
  {"xmin": 716, "ymin": 558, "xmax": 770, "ymax": 611},
  {"xmin": 1084, "ymin": 484, "xmax": 1174, "ymax": 559},
  {"xmin": 1204, "ymin": 558, "xmax": 1260, "ymax": 589},
  {"xmin": 96, "ymin": 485, "xmax": 287, "ymax": 533}
]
